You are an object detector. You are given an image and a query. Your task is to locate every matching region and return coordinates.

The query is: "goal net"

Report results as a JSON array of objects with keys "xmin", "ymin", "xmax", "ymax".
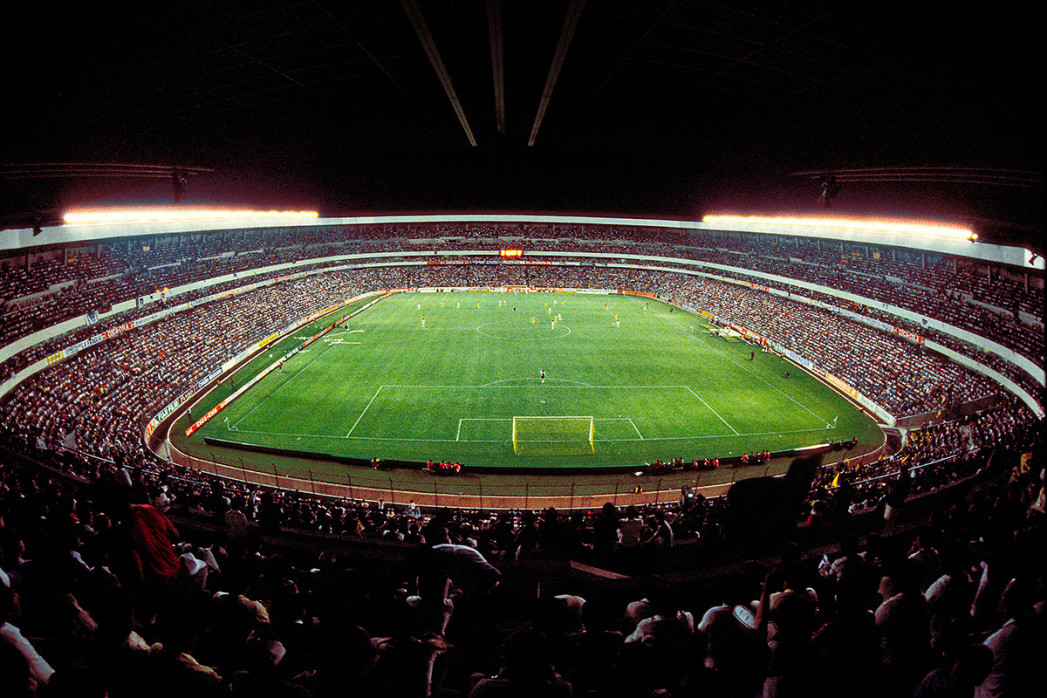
[{"xmin": 512, "ymin": 416, "xmax": 595, "ymax": 456}]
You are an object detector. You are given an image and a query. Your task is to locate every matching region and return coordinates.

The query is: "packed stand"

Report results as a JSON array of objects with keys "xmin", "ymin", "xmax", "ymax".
[
  {"xmin": 3, "ymin": 223, "xmax": 1041, "ymax": 367},
  {"xmin": 0, "ymin": 398, "xmax": 1042, "ymax": 697},
  {"xmin": 2, "ymin": 265, "xmax": 1003, "ymax": 478}
]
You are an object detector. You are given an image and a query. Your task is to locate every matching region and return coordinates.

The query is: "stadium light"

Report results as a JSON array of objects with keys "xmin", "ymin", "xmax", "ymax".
[
  {"xmin": 702, "ymin": 214, "xmax": 976, "ymax": 242},
  {"xmin": 62, "ymin": 206, "xmax": 319, "ymax": 226}
]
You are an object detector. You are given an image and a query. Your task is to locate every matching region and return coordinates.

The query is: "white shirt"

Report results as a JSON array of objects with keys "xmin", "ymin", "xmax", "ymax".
[
  {"xmin": 975, "ymin": 618, "xmax": 1017, "ymax": 698},
  {"xmin": 1, "ymin": 621, "xmax": 55, "ymax": 686}
]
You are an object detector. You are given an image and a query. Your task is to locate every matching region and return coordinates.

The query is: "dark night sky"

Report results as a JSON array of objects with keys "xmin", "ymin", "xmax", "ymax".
[{"xmin": 1, "ymin": 1, "xmax": 1042, "ymax": 247}]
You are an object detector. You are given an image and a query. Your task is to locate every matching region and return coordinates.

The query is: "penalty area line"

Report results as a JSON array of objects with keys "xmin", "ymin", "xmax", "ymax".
[
  {"xmin": 345, "ymin": 386, "xmax": 383, "ymax": 437},
  {"xmin": 649, "ymin": 311, "xmax": 829, "ymax": 426},
  {"xmin": 685, "ymin": 386, "xmax": 740, "ymax": 435}
]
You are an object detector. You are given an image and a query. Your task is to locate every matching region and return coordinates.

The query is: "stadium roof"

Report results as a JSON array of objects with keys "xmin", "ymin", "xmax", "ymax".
[{"xmin": 1, "ymin": 1, "xmax": 1042, "ymax": 250}]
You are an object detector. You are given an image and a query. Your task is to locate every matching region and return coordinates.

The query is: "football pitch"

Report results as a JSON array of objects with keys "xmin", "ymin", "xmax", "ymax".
[{"xmin": 183, "ymin": 290, "xmax": 881, "ymax": 473}]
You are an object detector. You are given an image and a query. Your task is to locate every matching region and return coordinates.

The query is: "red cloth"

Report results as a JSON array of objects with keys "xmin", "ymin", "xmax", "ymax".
[{"xmin": 129, "ymin": 504, "xmax": 180, "ymax": 584}]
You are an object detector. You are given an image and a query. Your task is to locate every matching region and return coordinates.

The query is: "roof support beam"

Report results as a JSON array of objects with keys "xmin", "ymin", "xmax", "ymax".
[
  {"xmin": 528, "ymin": 0, "xmax": 586, "ymax": 147},
  {"xmin": 402, "ymin": 0, "xmax": 478, "ymax": 146},
  {"xmin": 311, "ymin": 0, "xmax": 407, "ymax": 93},
  {"xmin": 486, "ymin": 0, "xmax": 506, "ymax": 136}
]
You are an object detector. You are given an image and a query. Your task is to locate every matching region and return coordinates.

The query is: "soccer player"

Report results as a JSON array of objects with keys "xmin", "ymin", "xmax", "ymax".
[
  {"xmin": 750, "ymin": 350, "xmax": 755, "ymax": 361},
  {"xmin": 540, "ymin": 370, "xmax": 546, "ymax": 383},
  {"xmin": 422, "ymin": 315, "xmax": 426, "ymax": 328}
]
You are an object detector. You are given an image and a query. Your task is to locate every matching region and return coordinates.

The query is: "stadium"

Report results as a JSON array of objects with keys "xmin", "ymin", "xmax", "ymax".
[{"xmin": 0, "ymin": 3, "xmax": 1043, "ymax": 698}]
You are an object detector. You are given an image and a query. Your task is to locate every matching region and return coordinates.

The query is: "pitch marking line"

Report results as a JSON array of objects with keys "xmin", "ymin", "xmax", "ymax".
[
  {"xmin": 229, "ymin": 342, "xmax": 334, "ymax": 430},
  {"xmin": 479, "ymin": 377, "xmax": 595, "ymax": 387},
  {"xmin": 684, "ymin": 386, "xmax": 739, "ymax": 435},
  {"xmin": 345, "ymin": 386, "xmax": 383, "ymax": 437},
  {"xmin": 457, "ymin": 417, "xmax": 514, "ymax": 442},
  {"xmin": 219, "ymin": 423, "xmax": 824, "ymax": 444},
  {"xmin": 378, "ymin": 384, "xmax": 705, "ymax": 390},
  {"xmin": 651, "ymin": 309, "xmax": 832, "ymax": 424},
  {"xmin": 231, "ymin": 428, "xmax": 472, "ymax": 443},
  {"xmin": 454, "ymin": 416, "xmax": 646, "ymax": 443}
]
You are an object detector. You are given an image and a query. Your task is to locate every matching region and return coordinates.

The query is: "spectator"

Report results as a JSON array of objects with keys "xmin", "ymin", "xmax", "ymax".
[{"xmin": 0, "ymin": 582, "xmax": 55, "ymax": 689}]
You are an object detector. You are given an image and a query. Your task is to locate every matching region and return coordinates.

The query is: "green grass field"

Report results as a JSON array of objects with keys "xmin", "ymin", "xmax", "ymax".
[{"xmin": 183, "ymin": 291, "xmax": 880, "ymax": 473}]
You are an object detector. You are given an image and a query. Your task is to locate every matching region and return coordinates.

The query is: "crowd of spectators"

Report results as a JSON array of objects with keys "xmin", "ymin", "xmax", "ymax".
[
  {"xmin": 807, "ymin": 401, "xmax": 1036, "ymax": 516},
  {"xmin": 728, "ymin": 284, "xmax": 1044, "ymax": 409},
  {"xmin": 1, "ymin": 221, "xmax": 1044, "ymax": 695},
  {"xmin": 0, "ymin": 255, "xmax": 1037, "ymax": 570},
  {"xmin": 709, "ymin": 260, "xmax": 1042, "ymax": 367},
  {"xmin": 0, "ymin": 239, "xmax": 1042, "ymax": 692},
  {"xmin": 1, "ymin": 264, "xmax": 1008, "ymax": 486},
  {"xmin": 0, "ymin": 393, "xmax": 1042, "ymax": 696},
  {"xmin": 3, "ymin": 223, "xmax": 1041, "ymax": 367},
  {"xmin": 638, "ymin": 271, "xmax": 1000, "ymax": 416}
]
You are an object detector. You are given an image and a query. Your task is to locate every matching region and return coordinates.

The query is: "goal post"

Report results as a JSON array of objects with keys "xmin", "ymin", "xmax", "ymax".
[{"xmin": 512, "ymin": 415, "xmax": 595, "ymax": 456}]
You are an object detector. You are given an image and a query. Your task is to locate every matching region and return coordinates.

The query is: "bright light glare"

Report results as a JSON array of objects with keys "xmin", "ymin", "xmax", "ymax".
[
  {"xmin": 702, "ymin": 214, "xmax": 976, "ymax": 241},
  {"xmin": 63, "ymin": 207, "xmax": 319, "ymax": 226}
]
